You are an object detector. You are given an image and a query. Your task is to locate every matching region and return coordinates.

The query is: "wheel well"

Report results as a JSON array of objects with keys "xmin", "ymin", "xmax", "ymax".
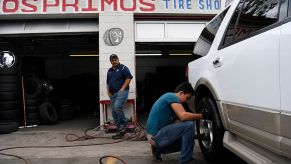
[
  {"xmin": 195, "ymin": 84, "xmax": 226, "ymax": 130},
  {"xmin": 194, "ymin": 85, "xmax": 214, "ymax": 111}
]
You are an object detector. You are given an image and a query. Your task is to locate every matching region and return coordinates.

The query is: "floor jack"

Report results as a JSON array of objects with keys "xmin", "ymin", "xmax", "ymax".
[{"xmin": 99, "ymin": 99, "xmax": 136, "ymax": 133}]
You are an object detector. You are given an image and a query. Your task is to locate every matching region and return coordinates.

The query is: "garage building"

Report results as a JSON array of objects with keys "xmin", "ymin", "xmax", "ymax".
[{"xmin": 0, "ymin": 0, "xmax": 227, "ymax": 126}]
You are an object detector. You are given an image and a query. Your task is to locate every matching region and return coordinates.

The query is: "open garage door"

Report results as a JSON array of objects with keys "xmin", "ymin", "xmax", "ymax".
[
  {"xmin": 135, "ymin": 42, "xmax": 199, "ymax": 114},
  {"xmin": 135, "ymin": 21, "xmax": 205, "ymax": 114},
  {"xmin": 0, "ymin": 21, "xmax": 99, "ymax": 126}
]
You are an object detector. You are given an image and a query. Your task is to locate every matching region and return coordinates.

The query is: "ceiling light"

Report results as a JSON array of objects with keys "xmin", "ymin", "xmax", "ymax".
[
  {"xmin": 69, "ymin": 54, "xmax": 99, "ymax": 57},
  {"xmin": 136, "ymin": 53, "xmax": 162, "ymax": 56}
]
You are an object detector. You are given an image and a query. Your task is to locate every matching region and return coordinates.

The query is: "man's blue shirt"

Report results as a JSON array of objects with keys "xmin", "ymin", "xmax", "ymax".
[
  {"xmin": 146, "ymin": 93, "xmax": 180, "ymax": 136},
  {"xmin": 107, "ymin": 64, "xmax": 133, "ymax": 94}
]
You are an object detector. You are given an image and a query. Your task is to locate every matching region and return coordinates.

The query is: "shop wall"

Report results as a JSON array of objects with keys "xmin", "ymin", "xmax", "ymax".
[{"xmin": 99, "ymin": 13, "xmax": 136, "ymax": 124}]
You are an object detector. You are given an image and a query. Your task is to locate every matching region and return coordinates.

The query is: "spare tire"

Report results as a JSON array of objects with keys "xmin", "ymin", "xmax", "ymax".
[
  {"xmin": 0, "ymin": 122, "xmax": 19, "ymax": 134},
  {"xmin": 39, "ymin": 101, "xmax": 58, "ymax": 124}
]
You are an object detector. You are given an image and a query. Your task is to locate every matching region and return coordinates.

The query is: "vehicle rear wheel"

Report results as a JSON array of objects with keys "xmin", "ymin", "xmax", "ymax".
[{"xmin": 196, "ymin": 96, "xmax": 224, "ymax": 161}]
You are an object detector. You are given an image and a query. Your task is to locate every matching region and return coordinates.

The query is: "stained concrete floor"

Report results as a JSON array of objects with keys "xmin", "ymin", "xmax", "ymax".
[{"xmin": 0, "ymin": 116, "xmax": 209, "ymax": 164}]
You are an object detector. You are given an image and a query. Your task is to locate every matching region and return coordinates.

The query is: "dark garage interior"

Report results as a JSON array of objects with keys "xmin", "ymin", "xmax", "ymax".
[
  {"xmin": 135, "ymin": 42, "xmax": 196, "ymax": 114},
  {"xmin": 0, "ymin": 33, "xmax": 100, "ymax": 126}
]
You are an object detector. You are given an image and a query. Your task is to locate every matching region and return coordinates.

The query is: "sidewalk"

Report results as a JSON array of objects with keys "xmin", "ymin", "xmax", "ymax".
[{"xmin": 0, "ymin": 116, "xmax": 207, "ymax": 164}]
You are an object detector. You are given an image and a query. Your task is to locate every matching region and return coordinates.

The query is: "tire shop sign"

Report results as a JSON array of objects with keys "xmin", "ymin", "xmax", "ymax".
[{"xmin": 0, "ymin": 0, "xmax": 223, "ymax": 15}]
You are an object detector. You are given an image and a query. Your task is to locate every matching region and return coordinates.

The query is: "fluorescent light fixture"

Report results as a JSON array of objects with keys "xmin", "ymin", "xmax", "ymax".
[
  {"xmin": 136, "ymin": 53, "xmax": 162, "ymax": 56},
  {"xmin": 69, "ymin": 54, "xmax": 99, "ymax": 57},
  {"xmin": 169, "ymin": 53, "xmax": 192, "ymax": 56}
]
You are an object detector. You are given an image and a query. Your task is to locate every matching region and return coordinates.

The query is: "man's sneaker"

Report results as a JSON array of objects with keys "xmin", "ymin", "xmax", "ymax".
[
  {"xmin": 151, "ymin": 145, "xmax": 162, "ymax": 161},
  {"xmin": 112, "ymin": 132, "xmax": 124, "ymax": 139},
  {"xmin": 119, "ymin": 123, "xmax": 129, "ymax": 133}
]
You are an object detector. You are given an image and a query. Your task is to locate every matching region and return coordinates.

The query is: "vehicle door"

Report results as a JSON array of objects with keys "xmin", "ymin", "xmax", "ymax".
[
  {"xmin": 279, "ymin": 0, "xmax": 291, "ymax": 158},
  {"xmin": 214, "ymin": 0, "xmax": 282, "ymax": 153}
]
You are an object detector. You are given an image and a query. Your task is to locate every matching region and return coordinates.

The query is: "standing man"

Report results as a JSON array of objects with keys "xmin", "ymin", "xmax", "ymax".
[
  {"xmin": 107, "ymin": 54, "xmax": 133, "ymax": 139},
  {"xmin": 146, "ymin": 82, "xmax": 207, "ymax": 164}
]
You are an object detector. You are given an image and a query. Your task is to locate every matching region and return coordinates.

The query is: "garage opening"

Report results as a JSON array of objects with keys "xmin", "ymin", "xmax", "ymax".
[
  {"xmin": 134, "ymin": 20, "xmax": 205, "ymax": 114},
  {"xmin": 0, "ymin": 33, "xmax": 99, "ymax": 126},
  {"xmin": 135, "ymin": 42, "xmax": 199, "ymax": 114}
]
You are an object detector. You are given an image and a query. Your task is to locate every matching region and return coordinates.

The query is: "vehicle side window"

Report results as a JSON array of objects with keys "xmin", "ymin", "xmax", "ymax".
[
  {"xmin": 221, "ymin": 0, "xmax": 280, "ymax": 47},
  {"xmin": 193, "ymin": 8, "xmax": 229, "ymax": 56}
]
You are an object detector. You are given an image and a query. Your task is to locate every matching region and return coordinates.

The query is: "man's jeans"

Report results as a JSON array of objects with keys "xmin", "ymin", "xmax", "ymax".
[
  {"xmin": 153, "ymin": 121, "xmax": 195, "ymax": 164},
  {"xmin": 110, "ymin": 90, "xmax": 129, "ymax": 129}
]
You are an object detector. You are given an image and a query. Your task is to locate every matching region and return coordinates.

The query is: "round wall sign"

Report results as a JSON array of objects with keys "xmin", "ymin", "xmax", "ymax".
[
  {"xmin": 0, "ymin": 51, "xmax": 16, "ymax": 68},
  {"xmin": 103, "ymin": 28, "xmax": 124, "ymax": 46}
]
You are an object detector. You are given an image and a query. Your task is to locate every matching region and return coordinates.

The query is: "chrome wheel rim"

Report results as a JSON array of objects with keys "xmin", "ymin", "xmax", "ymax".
[{"xmin": 199, "ymin": 119, "xmax": 213, "ymax": 149}]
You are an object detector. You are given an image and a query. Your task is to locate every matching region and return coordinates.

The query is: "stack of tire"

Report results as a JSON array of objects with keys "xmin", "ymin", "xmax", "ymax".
[
  {"xmin": 0, "ymin": 51, "xmax": 20, "ymax": 134},
  {"xmin": 58, "ymin": 99, "xmax": 75, "ymax": 121},
  {"xmin": 24, "ymin": 77, "xmax": 58, "ymax": 125},
  {"xmin": 24, "ymin": 77, "xmax": 43, "ymax": 125}
]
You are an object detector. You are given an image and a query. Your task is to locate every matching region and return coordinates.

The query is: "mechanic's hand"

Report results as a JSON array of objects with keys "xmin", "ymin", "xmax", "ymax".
[{"xmin": 201, "ymin": 109, "xmax": 210, "ymax": 120}]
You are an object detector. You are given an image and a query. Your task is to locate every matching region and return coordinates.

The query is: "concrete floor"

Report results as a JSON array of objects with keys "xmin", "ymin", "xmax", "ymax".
[{"xmin": 0, "ymin": 116, "xmax": 209, "ymax": 164}]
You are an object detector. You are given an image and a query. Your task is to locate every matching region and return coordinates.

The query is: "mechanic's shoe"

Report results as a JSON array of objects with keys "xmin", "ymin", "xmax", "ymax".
[
  {"xmin": 119, "ymin": 123, "xmax": 129, "ymax": 133},
  {"xmin": 151, "ymin": 145, "xmax": 162, "ymax": 161},
  {"xmin": 112, "ymin": 132, "xmax": 124, "ymax": 139}
]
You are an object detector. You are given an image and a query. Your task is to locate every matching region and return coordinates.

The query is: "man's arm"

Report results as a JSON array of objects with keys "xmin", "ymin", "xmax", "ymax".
[
  {"xmin": 120, "ymin": 78, "xmax": 131, "ymax": 91},
  {"xmin": 171, "ymin": 103, "xmax": 203, "ymax": 121}
]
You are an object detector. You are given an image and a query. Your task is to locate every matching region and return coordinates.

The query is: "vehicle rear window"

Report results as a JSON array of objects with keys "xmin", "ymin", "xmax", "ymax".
[{"xmin": 193, "ymin": 7, "xmax": 229, "ymax": 56}]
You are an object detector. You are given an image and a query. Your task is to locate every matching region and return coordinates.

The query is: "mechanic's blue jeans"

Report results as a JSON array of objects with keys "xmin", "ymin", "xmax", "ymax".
[
  {"xmin": 110, "ymin": 90, "xmax": 129, "ymax": 129},
  {"xmin": 153, "ymin": 121, "xmax": 195, "ymax": 164}
]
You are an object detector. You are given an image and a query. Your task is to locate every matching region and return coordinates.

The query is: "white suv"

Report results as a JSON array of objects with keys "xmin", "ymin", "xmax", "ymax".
[{"xmin": 187, "ymin": 0, "xmax": 291, "ymax": 163}]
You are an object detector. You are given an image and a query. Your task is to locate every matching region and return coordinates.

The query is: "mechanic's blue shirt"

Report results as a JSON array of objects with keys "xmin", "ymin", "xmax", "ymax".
[
  {"xmin": 146, "ymin": 93, "xmax": 180, "ymax": 136},
  {"xmin": 107, "ymin": 64, "xmax": 133, "ymax": 94}
]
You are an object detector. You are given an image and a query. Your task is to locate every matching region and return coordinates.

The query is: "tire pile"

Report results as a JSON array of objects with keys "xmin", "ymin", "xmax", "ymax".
[
  {"xmin": 0, "ymin": 52, "xmax": 77, "ymax": 135},
  {"xmin": 0, "ymin": 53, "xmax": 21, "ymax": 134},
  {"xmin": 58, "ymin": 99, "xmax": 75, "ymax": 121},
  {"xmin": 24, "ymin": 76, "xmax": 58, "ymax": 125}
]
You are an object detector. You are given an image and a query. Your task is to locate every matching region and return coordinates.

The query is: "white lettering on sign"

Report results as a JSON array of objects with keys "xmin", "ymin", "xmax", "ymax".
[{"xmin": 0, "ymin": 0, "xmax": 223, "ymax": 15}]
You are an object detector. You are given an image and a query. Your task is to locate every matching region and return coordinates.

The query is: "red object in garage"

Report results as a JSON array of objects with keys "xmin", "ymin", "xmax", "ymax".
[{"xmin": 99, "ymin": 99, "xmax": 136, "ymax": 133}]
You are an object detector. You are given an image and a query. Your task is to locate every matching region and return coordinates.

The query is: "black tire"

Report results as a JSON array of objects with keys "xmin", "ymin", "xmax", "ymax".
[
  {"xmin": 25, "ymin": 119, "xmax": 40, "ymax": 126},
  {"xmin": 25, "ymin": 98, "xmax": 41, "ymax": 107},
  {"xmin": 58, "ymin": 107, "xmax": 75, "ymax": 121},
  {"xmin": 0, "ymin": 75, "xmax": 20, "ymax": 83},
  {"xmin": 0, "ymin": 122, "xmax": 19, "ymax": 134},
  {"xmin": 0, "ymin": 91, "xmax": 20, "ymax": 101},
  {"xmin": 0, "ymin": 100, "xmax": 20, "ymax": 110},
  {"xmin": 25, "ymin": 106, "xmax": 38, "ymax": 113},
  {"xmin": 196, "ymin": 96, "xmax": 225, "ymax": 161},
  {"xmin": 0, "ymin": 67, "xmax": 20, "ymax": 76},
  {"xmin": 0, "ymin": 83, "xmax": 20, "ymax": 92},
  {"xmin": 24, "ymin": 77, "xmax": 42, "ymax": 99},
  {"xmin": 26, "ymin": 112, "xmax": 40, "ymax": 120},
  {"xmin": 39, "ymin": 102, "xmax": 58, "ymax": 124},
  {"xmin": 0, "ymin": 110, "xmax": 20, "ymax": 120}
]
